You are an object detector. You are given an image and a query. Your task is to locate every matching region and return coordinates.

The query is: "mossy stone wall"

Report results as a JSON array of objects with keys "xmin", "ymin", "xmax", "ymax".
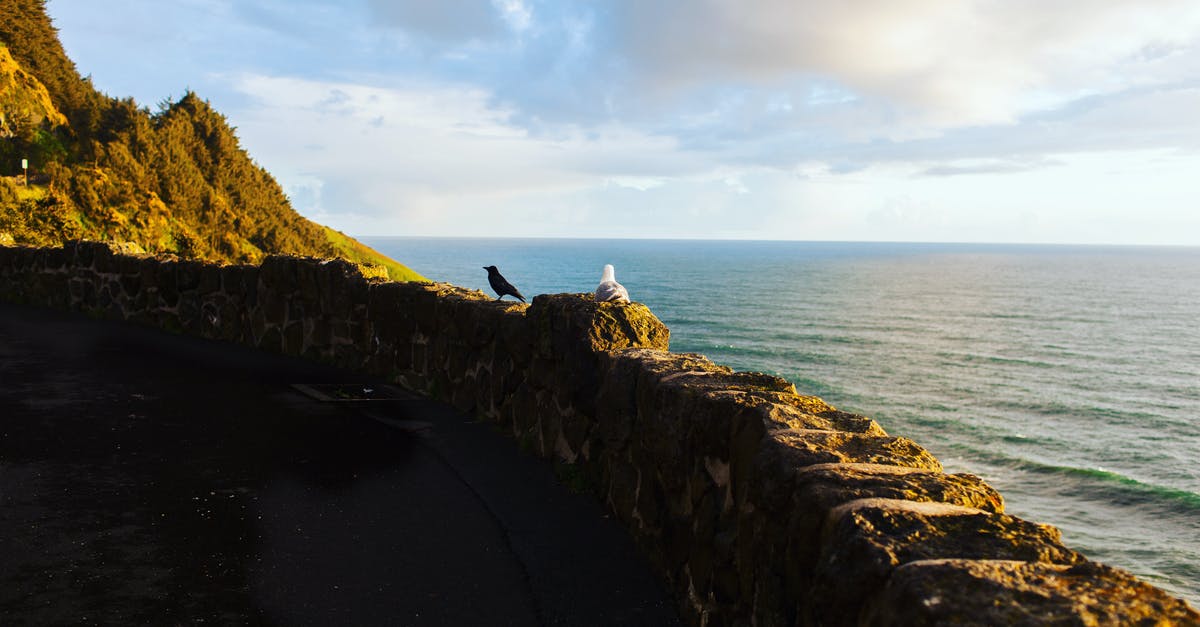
[{"xmin": 1, "ymin": 241, "xmax": 1195, "ymax": 626}]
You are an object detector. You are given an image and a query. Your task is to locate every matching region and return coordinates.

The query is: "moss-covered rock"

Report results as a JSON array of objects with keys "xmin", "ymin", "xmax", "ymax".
[
  {"xmin": 862, "ymin": 559, "xmax": 1200, "ymax": 626},
  {"xmin": 796, "ymin": 463, "xmax": 1004, "ymax": 515},
  {"xmin": 810, "ymin": 498, "xmax": 1084, "ymax": 623},
  {"xmin": 530, "ymin": 293, "xmax": 669, "ymax": 355},
  {"xmin": 763, "ymin": 429, "xmax": 943, "ymax": 472}
]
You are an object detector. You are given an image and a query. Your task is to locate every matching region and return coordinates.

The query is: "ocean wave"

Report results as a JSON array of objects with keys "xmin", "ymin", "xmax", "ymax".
[
  {"xmin": 681, "ymin": 339, "xmax": 845, "ymax": 366},
  {"xmin": 761, "ymin": 330, "xmax": 879, "ymax": 346},
  {"xmin": 1019, "ymin": 461, "xmax": 1200, "ymax": 512},
  {"xmin": 942, "ymin": 352, "xmax": 1061, "ymax": 370},
  {"xmin": 973, "ymin": 312, "xmax": 1039, "ymax": 321},
  {"xmin": 992, "ymin": 399, "xmax": 1176, "ymax": 427},
  {"xmin": 962, "ymin": 446, "xmax": 1200, "ymax": 513}
]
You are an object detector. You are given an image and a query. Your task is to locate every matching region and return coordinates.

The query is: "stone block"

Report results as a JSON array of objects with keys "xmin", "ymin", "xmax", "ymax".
[
  {"xmin": 762, "ymin": 429, "xmax": 942, "ymax": 472},
  {"xmin": 258, "ymin": 325, "xmax": 282, "ymax": 354},
  {"xmin": 91, "ymin": 243, "xmax": 119, "ymax": 272},
  {"xmin": 198, "ymin": 265, "xmax": 222, "ymax": 295},
  {"xmin": 537, "ymin": 400, "xmax": 564, "ymax": 458},
  {"xmin": 176, "ymin": 260, "xmax": 204, "ymax": 292},
  {"xmin": 530, "ymin": 294, "xmax": 670, "ymax": 414},
  {"xmin": 796, "ymin": 463, "xmax": 1004, "ymax": 516},
  {"xmin": 509, "ymin": 383, "xmax": 539, "ymax": 441},
  {"xmin": 607, "ymin": 454, "xmax": 641, "ymax": 528},
  {"xmin": 366, "ymin": 282, "xmax": 412, "ymax": 347},
  {"xmin": 41, "ymin": 246, "xmax": 67, "ymax": 271},
  {"xmin": 592, "ymin": 300, "xmax": 671, "ymax": 352},
  {"xmin": 155, "ymin": 261, "xmax": 180, "ymax": 308},
  {"xmin": 594, "ymin": 349, "xmax": 648, "ymax": 449},
  {"xmin": 444, "ymin": 292, "xmax": 498, "ymax": 347},
  {"xmin": 309, "ymin": 317, "xmax": 333, "ymax": 349},
  {"xmin": 286, "ymin": 297, "xmax": 306, "ymax": 322},
  {"xmin": 559, "ymin": 402, "xmax": 594, "ymax": 460},
  {"xmin": 240, "ymin": 266, "xmax": 260, "ymax": 307},
  {"xmin": 446, "ymin": 339, "xmax": 473, "ymax": 379},
  {"xmin": 487, "ymin": 349, "xmax": 519, "ymax": 397},
  {"xmin": 809, "ymin": 498, "xmax": 1084, "ymax": 624},
  {"xmin": 199, "ymin": 300, "xmax": 222, "ymax": 339},
  {"xmin": 408, "ymin": 283, "xmax": 468, "ymax": 333},
  {"xmin": 72, "ymin": 241, "xmax": 110, "ymax": 268},
  {"xmin": 116, "ymin": 251, "xmax": 143, "ymax": 276},
  {"xmin": 259, "ymin": 255, "xmax": 300, "ymax": 292},
  {"xmin": 410, "ymin": 337, "xmax": 428, "ymax": 374},
  {"xmin": 282, "ymin": 320, "xmax": 304, "ymax": 356},
  {"xmin": 318, "ymin": 258, "xmax": 362, "ymax": 314},
  {"xmin": 119, "ymin": 273, "xmax": 141, "ymax": 299},
  {"xmin": 740, "ymin": 463, "xmax": 1006, "ymax": 623},
  {"xmin": 498, "ymin": 306, "xmax": 533, "ymax": 365},
  {"xmin": 96, "ymin": 282, "xmax": 116, "ymax": 316},
  {"xmin": 861, "ymin": 559, "xmax": 1200, "ymax": 626},
  {"xmin": 451, "ymin": 378, "xmax": 476, "ymax": 414},
  {"xmin": 43, "ymin": 274, "xmax": 70, "ymax": 308},
  {"xmin": 218, "ymin": 300, "xmax": 244, "ymax": 342},
  {"xmin": 472, "ymin": 365, "xmax": 497, "ymax": 418},
  {"xmin": 178, "ymin": 292, "xmax": 201, "ymax": 334},
  {"xmin": 219, "ymin": 264, "xmax": 253, "ymax": 304}
]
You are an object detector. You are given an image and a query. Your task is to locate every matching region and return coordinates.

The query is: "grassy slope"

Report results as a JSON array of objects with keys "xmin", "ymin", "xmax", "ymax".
[{"xmin": 322, "ymin": 226, "xmax": 424, "ymax": 282}]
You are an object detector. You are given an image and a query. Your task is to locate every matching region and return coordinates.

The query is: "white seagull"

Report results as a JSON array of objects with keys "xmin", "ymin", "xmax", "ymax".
[{"xmin": 594, "ymin": 264, "xmax": 630, "ymax": 303}]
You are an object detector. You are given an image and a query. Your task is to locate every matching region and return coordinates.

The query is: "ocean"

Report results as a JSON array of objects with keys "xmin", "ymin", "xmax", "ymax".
[{"xmin": 362, "ymin": 237, "xmax": 1200, "ymax": 605}]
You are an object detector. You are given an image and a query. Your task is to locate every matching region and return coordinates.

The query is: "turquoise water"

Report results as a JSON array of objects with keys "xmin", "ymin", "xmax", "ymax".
[{"xmin": 364, "ymin": 237, "xmax": 1200, "ymax": 605}]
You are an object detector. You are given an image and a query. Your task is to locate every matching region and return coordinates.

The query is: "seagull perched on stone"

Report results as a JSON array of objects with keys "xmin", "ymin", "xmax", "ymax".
[
  {"xmin": 594, "ymin": 264, "xmax": 630, "ymax": 303},
  {"xmin": 483, "ymin": 265, "xmax": 526, "ymax": 302}
]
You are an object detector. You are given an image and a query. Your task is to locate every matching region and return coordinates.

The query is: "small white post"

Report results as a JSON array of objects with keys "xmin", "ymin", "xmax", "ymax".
[{"xmin": 21, "ymin": 158, "xmax": 27, "ymax": 186}]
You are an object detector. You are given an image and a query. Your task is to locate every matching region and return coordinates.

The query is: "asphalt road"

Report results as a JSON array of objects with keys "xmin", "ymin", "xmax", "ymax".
[{"xmin": 0, "ymin": 302, "xmax": 681, "ymax": 626}]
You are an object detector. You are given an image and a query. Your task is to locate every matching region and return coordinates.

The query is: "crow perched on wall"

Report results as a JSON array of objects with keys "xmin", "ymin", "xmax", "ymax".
[{"xmin": 483, "ymin": 265, "xmax": 526, "ymax": 302}]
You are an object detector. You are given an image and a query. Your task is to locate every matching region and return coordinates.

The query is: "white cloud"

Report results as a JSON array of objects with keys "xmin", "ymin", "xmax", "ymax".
[
  {"xmin": 605, "ymin": 0, "xmax": 1200, "ymax": 131},
  {"xmin": 226, "ymin": 73, "xmax": 713, "ymax": 234},
  {"xmin": 494, "ymin": 0, "xmax": 533, "ymax": 33},
  {"xmin": 606, "ymin": 177, "xmax": 666, "ymax": 191}
]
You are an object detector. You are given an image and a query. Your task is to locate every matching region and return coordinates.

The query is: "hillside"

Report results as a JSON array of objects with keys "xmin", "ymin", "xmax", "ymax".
[{"xmin": 0, "ymin": 0, "xmax": 424, "ymax": 281}]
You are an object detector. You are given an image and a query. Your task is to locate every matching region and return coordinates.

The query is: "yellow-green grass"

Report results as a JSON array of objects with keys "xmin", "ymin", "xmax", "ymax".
[
  {"xmin": 17, "ymin": 184, "xmax": 43, "ymax": 201},
  {"xmin": 3, "ymin": 179, "xmax": 46, "ymax": 202},
  {"xmin": 322, "ymin": 225, "xmax": 427, "ymax": 282}
]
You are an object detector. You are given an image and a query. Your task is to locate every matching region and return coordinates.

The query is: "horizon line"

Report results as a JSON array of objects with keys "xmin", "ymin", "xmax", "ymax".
[{"xmin": 348, "ymin": 235, "xmax": 1200, "ymax": 249}]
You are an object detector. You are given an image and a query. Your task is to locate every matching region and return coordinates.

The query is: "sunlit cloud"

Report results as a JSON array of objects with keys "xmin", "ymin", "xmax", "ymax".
[
  {"xmin": 227, "ymin": 73, "xmax": 717, "ymax": 234},
  {"xmin": 601, "ymin": 0, "xmax": 1200, "ymax": 131}
]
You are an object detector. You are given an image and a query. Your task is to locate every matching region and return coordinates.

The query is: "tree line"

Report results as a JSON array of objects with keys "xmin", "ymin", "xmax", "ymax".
[{"xmin": 0, "ymin": 0, "xmax": 421, "ymax": 280}]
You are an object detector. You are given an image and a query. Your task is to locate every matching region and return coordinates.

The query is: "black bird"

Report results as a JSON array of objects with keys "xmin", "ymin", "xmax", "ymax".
[{"xmin": 483, "ymin": 265, "xmax": 526, "ymax": 302}]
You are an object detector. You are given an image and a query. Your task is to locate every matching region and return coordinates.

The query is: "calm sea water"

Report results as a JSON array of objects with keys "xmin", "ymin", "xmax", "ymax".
[{"xmin": 363, "ymin": 237, "xmax": 1200, "ymax": 605}]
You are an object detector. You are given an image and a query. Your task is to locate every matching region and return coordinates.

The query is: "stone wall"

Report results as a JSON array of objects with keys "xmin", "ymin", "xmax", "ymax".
[{"xmin": 1, "ymin": 241, "xmax": 1196, "ymax": 626}]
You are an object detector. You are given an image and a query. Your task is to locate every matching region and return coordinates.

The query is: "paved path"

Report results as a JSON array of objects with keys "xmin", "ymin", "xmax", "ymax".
[{"xmin": 0, "ymin": 302, "xmax": 681, "ymax": 626}]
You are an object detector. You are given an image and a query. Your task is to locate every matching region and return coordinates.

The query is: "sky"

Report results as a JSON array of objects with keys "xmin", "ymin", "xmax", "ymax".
[{"xmin": 44, "ymin": 0, "xmax": 1200, "ymax": 245}]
